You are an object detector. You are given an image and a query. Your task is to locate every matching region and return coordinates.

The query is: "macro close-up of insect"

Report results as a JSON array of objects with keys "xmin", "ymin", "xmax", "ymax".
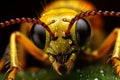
[{"xmin": 0, "ymin": 0, "xmax": 120, "ymax": 80}]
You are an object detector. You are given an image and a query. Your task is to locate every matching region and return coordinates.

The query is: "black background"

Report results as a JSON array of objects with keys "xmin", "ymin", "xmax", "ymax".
[{"xmin": 0, "ymin": 0, "xmax": 120, "ymax": 59}]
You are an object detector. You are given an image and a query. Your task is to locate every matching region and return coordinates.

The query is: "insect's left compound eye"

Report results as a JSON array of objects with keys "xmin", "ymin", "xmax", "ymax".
[
  {"xmin": 75, "ymin": 19, "xmax": 91, "ymax": 46},
  {"xmin": 31, "ymin": 24, "xmax": 46, "ymax": 49}
]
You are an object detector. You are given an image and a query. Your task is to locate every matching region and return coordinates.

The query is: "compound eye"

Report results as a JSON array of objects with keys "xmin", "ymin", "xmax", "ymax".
[
  {"xmin": 76, "ymin": 19, "xmax": 91, "ymax": 46},
  {"xmin": 31, "ymin": 24, "xmax": 46, "ymax": 49}
]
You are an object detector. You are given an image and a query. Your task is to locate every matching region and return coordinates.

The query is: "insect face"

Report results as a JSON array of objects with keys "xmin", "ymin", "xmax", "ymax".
[{"xmin": 30, "ymin": 8, "xmax": 91, "ymax": 75}]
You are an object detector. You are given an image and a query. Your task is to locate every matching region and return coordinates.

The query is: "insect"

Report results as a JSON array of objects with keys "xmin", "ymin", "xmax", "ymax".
[{"xmin": 0, "ymin": 0, "xmax": 120, "ymax": 80}]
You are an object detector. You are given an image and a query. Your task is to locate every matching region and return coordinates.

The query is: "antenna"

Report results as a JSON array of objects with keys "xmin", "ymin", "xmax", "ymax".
[
  {"xmin": 0, "ymin": 17, "xmax": 54, "ymax": 37},
  {"xmin": 65, "ymin": 10, "xmax": 120, "ymax": 34}
]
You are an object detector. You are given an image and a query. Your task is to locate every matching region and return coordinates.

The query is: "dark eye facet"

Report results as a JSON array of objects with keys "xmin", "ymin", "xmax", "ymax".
[
  {"xmin": 76, "ymin": 19, "xmax": 91, "ymax": 46},
  {"xmin": 31, "ymin": 24, "xmax": 46, "ymax": 49}
]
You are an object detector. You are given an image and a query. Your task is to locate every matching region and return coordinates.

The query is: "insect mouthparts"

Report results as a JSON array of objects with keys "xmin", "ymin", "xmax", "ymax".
[
  {"xmin": 58, "ymin": 64, "xmax": 67, "ymax": 75},
  {"xmin": 53, "ymin": 53, "xmax": 71, "ymax": 64}
]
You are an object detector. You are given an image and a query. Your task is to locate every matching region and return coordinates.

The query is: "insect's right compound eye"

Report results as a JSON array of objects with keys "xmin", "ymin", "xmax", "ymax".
[{"xmin": 31, "ymin": 24, "xmax": 46, "ymax": 49}]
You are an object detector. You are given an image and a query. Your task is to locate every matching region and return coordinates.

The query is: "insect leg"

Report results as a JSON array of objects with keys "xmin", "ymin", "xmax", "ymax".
[
  {"xmin": 111, "ymin": 29, "xmax": 120, "ymax": 76},
  {"xmin": 8, "ymin": 31, "xmax": 49, "ymax": 80},
  {"xmin": 86, "ymin": 28, "xmax": 120, "ymax": 76},
  {"xmin": 0, "ymin": 59, "xmax": 6, "ymax": 70}
]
